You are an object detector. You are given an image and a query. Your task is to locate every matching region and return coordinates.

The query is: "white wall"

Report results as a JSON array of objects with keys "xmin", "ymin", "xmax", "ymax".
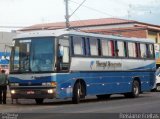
[{"xmin": 0, "ymin": 32, "xmax": 16, "ymax": 51}]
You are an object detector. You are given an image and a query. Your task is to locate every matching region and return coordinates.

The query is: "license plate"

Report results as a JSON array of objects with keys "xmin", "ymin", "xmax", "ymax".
[{"xmin": 27, "ymin": 91, "xmax": 35, "ymax": 94}]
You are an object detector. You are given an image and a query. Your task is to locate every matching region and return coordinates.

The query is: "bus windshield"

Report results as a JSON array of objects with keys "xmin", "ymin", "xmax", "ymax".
[{"xmin": 10, "ymin": 37, "xmax": 55, "ymax": 73}]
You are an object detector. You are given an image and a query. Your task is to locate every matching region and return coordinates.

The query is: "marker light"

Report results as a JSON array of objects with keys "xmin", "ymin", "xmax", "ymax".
[
  {"xmin": 42, "ymin": 82, "xmax": 57, "ymax": 87},
  {"xmin": 51, "ymin": 82, "xmax": 57, "ymax": 87}
]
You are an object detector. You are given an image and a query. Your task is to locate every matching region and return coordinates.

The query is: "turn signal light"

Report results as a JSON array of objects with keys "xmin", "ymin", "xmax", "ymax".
[{"xmin": 51, "ymin": 82, "xmax": 57, "ymax": 87}]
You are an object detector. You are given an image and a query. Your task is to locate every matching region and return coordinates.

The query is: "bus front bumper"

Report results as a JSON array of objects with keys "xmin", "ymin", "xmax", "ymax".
[{"xmin": 10, "ymin": 87, "xmax": 56, "ymax": 99}]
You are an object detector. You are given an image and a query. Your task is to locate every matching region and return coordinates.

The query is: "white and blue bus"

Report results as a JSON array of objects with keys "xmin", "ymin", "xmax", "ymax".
[{"xmin": 9, "ymin": 29, "xmax": 156, "ymax": 104}]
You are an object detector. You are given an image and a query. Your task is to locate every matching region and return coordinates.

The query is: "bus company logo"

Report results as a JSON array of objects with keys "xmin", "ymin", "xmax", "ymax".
[
  {"xmin": 90, "ymin": 60, "xmax": 122, "ymax": 69},
  {"xmin": 96, "ymin": 61, "xmax": 122, "ymax": 69},
  {"xmin": 90, "ymin": 61, "xmax": 96, "ymax": 69}
]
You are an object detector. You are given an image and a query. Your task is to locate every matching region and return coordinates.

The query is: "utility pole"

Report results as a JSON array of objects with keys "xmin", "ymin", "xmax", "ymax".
[{"xmin": 65, "ymin": 0, "xmax": 70, "ymax": 29}]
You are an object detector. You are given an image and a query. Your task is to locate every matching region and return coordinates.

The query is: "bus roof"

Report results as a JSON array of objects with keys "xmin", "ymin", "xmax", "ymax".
[{"xmin": 14, "ymin": 29, "xmax": 155, "ymax": 43}]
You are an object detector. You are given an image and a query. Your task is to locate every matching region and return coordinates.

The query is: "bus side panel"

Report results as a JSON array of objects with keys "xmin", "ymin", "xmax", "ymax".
[{"xmin": 55, "ymin": 70, "xmax": 155, "ymax": 99}]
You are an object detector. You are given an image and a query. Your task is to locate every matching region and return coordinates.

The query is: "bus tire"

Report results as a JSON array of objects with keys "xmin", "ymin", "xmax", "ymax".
[
  {"xmin": 72, "ymin": 82, "xmax": 82, "ymax": 104},
  {"xmin": 125, "ymin": 80, "xmax": 140, "ymax": 98},
  {"xmin": 156, "ymin": 84, "xmax": 160, "ymax": 92},
  {"xmin": 35, "ymin": 98, "xmax": 44, "ymax": 104},
  {"xmin": 96, "ymin": 94, "xmax": 111, "ymax": 100}
]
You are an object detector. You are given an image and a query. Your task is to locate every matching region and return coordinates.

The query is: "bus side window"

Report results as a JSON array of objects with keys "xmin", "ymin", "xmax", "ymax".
[
  {"xmin": 148, "ymin": 44, "xmax": 154, "ymax": 58},
  {"xmin": 89, "ymin": 38, "xmax": 98, "ymax": 56},
  {"xmin": 101, "ymin": 39, "xmax": 112, "ymax": 57},
  {"xmin": 128, "ymin": 42, "xmax": 136, "ymax": 58},
  {"xmin": 71, "ymin": 36, "xmax": 84, "ymax": 55},
  {"xmin": 140, "ymin": 43, "xmax": 147, "ymax": 58},
  {"xmin": 117, "ymin": 41, "xmax": 125, "ymax": 57}
]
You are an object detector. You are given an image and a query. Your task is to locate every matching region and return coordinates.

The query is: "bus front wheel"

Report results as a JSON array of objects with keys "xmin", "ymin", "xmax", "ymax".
[
  {"xmin": 35, "ymin": 98, "xmax": 44, "ymax": 104},
  {"xmin": 72, "ymin": 82, "xmax": 83, "ymax": 104}
]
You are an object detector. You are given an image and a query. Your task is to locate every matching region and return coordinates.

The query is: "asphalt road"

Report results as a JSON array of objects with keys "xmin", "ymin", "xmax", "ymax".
[{"xmin": 0, "ymin": 92, "xmax": 160, "ymax": 119}]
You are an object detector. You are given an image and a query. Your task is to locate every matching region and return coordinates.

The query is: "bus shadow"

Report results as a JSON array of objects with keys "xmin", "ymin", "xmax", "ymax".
[{"xmin": 14, "ymin": 92, "xmax": 152, "ymax": 106}]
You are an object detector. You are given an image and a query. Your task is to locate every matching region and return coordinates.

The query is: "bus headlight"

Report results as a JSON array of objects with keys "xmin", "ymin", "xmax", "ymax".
[
  {"xmin": 47, "ymin": 89, "xmax": 54, "ymax": 94},
  {"xmin": 11, "ymin": 90, "xmax": 16, "ymax": 94}
]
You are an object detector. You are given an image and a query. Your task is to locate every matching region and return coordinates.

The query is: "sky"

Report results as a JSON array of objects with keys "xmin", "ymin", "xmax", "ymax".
[{"xmin": 0, "ymin": 0, "xmax": 160, "ymax": 31}]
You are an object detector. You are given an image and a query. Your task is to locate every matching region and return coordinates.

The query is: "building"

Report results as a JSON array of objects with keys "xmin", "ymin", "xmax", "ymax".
[
  {"xmin": 21, "ymin": 18, "xmax": 160, "ymax": 66},
  {"xmin": 0, "ymin": 32, "xmax": 16, "ymax": 73}
]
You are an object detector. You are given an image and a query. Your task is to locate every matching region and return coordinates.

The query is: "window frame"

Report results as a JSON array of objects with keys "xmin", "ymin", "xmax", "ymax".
[
  {"xmin": 71, "ymin": 36, "xmax": 85, "ymax": 56},
  {"xmin": 70, "ymin": 35, "xmax": 155, "ymax": 60}
]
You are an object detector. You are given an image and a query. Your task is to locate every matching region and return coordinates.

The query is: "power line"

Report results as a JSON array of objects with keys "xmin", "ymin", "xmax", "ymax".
[
  {"xmin": 70, "ymin": 0, "xmax": 116, "ymax": 18},
  {"xmin": 70, "ymin": 0, "xmax": 87, "ymax": 18},
  {"xmin": 69, "ymin": 7, "xmax": 90, "ymax": 31}
]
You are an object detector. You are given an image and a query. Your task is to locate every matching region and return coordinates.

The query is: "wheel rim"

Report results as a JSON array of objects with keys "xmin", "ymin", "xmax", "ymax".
[
  {"xmin": 156, "ymin": 86, "xmax": 160, "ymax": 91},
  {"xmin": 134, "ymin": 83, "xmax": 139, "ymax": 95},
  {"xmin": 77, "ymin": 88, "xmax": 80, "ymax": 97},
  {"xmin": 78, "ymin": 83, "xmax": 83, "ymax": 96}
]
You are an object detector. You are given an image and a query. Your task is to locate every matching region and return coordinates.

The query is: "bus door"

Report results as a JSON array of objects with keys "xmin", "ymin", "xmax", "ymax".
[{"xmin": 57, "ymin": 36, "xmax": 70, "ymax": 72}]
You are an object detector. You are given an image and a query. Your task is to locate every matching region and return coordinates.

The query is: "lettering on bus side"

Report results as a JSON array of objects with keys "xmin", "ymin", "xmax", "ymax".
[{"xmin": 90, "ymin": 60, "xmax": 122, "ymax": 69}]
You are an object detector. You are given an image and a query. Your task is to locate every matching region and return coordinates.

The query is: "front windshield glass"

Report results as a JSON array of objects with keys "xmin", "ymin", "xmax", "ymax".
[{"xmin": 10, "ymin": 37, "xmax": 55, "ymax": 73}]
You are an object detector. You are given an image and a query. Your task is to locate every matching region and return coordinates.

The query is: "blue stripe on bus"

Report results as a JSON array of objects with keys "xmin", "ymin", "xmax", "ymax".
[
  {"xmin": 132, "ymin": 63, "xmax": 155, "ymax": 70},
  {"xmin": 9, "ymin": 69, "xmax": 155, "ymax": 99}
]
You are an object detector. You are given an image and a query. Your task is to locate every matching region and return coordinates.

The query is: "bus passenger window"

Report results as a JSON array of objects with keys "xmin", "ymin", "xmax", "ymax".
[
  {"xmin": 72, "ymin": 36, "xmax": 84, "ymax": 55},
  {"xmin": 140, "ymin": 43, "xmax": 147, "ymax": 58},
  {"xmin": 148, "ymin": 44, "xmax": 154, "ymax": 58},
  {"xmin": 89, "ymin": 38, "xmax": 98, "ymax": 56},
  {"xmin": 117, "ymin": 41, "xmax": 125, "ymax": 57},
  {"xmin": 128, "ymin": 42, "xmax": 136, "ymax": 58},
  {"xmin": 101, "ymin": 40, "xmax": 112, "ymax": 57}
]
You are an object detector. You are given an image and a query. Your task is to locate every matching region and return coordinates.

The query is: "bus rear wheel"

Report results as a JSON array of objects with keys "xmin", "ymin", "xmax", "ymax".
[
  {"xmin": 35, "ymin": 98, "xmax": 44, "ymax": 104},
  {"xmin": 156, "ymin": 84, "xmax": 160, "ymax": 92},
  {"xmin": 72, "ymin": 82, "xmax": 84, "ymax": 104},
  {"xmin": 124, "ymin": 80, "xmax": 140, "ymax": 98}
]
